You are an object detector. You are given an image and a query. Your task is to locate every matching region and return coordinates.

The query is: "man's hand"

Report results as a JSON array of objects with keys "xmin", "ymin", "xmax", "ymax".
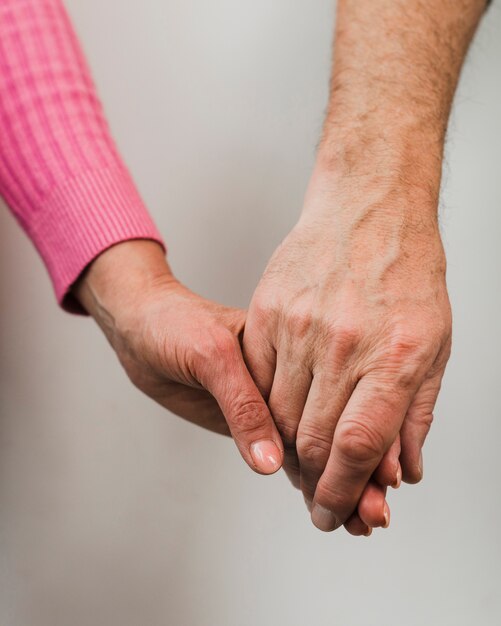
[
  {"xmin": 244, "ymin": 175, "xmax": 451, "ymax": 531},
  {"xmin": 74, "ymin": 240, "xmax": 284, "ymax": 475},
  {"xmin": 243, "ymin": 0, "xmax": 485, "ymax": 531}
]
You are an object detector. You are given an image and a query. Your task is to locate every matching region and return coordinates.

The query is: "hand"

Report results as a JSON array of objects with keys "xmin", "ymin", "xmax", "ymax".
[
  {"xmin": 74, "ymin": 240, "xmax": 284, "ymax": 475},
  {"xmin": 243, "ymin": 171, "xmax": 452, "ymax": 532}
]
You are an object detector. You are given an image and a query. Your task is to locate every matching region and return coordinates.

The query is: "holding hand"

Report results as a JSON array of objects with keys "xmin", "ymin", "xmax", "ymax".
[
  {"xmin": 75, "ymin": 240, "xmax": 390, "ymax": 536},
  {"xmin": 74, "ymin": 240, "xmax": 285, "ymax": 475},
  {"xmin": 243, "ymin": 170, "xmax": 452, "ymax": 532}
]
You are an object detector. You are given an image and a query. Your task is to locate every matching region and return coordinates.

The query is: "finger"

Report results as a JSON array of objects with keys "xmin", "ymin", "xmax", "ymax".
[
  {"xmin": 399, "ymin": 372, "xmax": 442, "ymax": 484},
  {"xmin": 313, "ymin": 476, "xmax": 388, "ymax": 529},
  {"xmin": 201, "ymin": 332, "xmax": 283, "ymax": 475},
  {"xmin": 267, "ymin": 354, "xmax": 312, "ymax": 496},
  {"xmin": 311, "ymin": 375, "xmax": 416, "ymax": 531},
  {"xmin": 373, "ymin": 435, "xmax": 402, "ymax": 488},
  {"xmin": 296, "ymin": 368, "xmax": 355, "ymax": 505},
  {"xmin": 268, "ymin": 356, "xmax": 312, "ymax": 448},
  {"xmin": 241, "ymin": 315, "xmax": 277, "ymax": 401},
  {"xmin": 283, "ymin": 447, "xmax": 301, "ymax": 490},
  {"xmin": 357, "ymin": 481, "xmax": 390, "ymax": 528},
  {"xmin": 344, "ymin": 512, "xmax": 372, "ymax": 537},
  {"xmin": 344, "ymin": 480, "xmax": 389, "ymax": 535}
]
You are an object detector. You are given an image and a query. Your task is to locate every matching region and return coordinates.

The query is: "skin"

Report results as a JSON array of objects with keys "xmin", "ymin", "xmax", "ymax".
[
  {"xmin": 74, "ymin": 240, "xmax": 387, "ymax": 535},
  {"xmin": 74, "ymin": 240, "xmax": 285, "ymax": 474},
  {"xmin": 243, "ymin": 0, "xmax": 486, "ymax": 533},
  {"xmin": 75, "ymin": 0, "xmax": 487, "ymax": 536}
]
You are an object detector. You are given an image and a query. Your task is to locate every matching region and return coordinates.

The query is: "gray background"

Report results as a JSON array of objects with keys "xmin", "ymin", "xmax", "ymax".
[{"xmin": 1, "ymin": 1, "xmax": 500, "ymax": 624}]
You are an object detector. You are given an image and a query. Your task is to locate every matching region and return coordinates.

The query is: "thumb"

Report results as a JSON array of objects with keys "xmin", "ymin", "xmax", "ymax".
[{"xmin": 199, "ymin": 331, "xmax": 284, "ymax": 475}]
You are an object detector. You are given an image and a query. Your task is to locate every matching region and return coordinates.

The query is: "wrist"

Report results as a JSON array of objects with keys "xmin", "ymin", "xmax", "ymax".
[
  {"xmin": 301, "ymin": 126, "xmax": 443, "ymax": 229},
  {"xmin": 321, "ymin": 118, "xmax": 441, "ymax": 192},
  {"xmin": 74, "ymin": 240, "xmax": 176, "ymax": 341}
]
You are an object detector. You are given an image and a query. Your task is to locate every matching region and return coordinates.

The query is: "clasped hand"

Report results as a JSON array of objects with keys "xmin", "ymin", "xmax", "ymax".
[{"xmin": 75, "ymin": 179, "xmax": 451, "ymax": 536}]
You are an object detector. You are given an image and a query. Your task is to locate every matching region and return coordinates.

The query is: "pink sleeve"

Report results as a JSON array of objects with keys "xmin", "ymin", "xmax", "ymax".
[{"xmin": 0, "ymin": 0, "xmax": 165, "ymax": 313}]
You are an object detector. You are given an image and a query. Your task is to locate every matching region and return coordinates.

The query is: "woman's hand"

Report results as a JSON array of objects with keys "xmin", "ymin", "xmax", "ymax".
[{"xmin": 74, "ymin": 240, "xmax": 284, "ymax": 475}]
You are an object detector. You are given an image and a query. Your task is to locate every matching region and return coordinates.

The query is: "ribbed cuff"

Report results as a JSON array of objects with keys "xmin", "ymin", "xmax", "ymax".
[{"xmin": 30, "ymin": 166, "xmax": 165, "ymax": 314}]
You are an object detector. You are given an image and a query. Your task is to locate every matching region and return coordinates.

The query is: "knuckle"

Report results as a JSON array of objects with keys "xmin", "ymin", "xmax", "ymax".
[
  {"xmin": 313, "ymin": 321, "xmax": 362, "ymax": 366},
  {"xmin": 374, "ymin": 332, "xmax": 429, "ymax": 391},
  {"xmin": 440, "ymin": 317, "xmax": 453, "ymax": 342},
  {"xmin": 387, "ymin": 324, "xmax": 444, "ymax": 365},
  {"xmin": 387, "ymin": 331, "xmax": 424, "ymax": 362},
  {"xmin": 285, "ymin": 308, "xmax": 314, "ymax": 340},
  {"xmin": 423, "ymin": 411, "xmax": 435, "ymax": 428},
  {"xmin": 190, "ymin": 328, "xmax": 240, "ymax": 383},
  {"xmin": 296, "ymin": 432, "xmax": 332, "ymax": 467},
  {"xmin": 209, "ymin": 330, "xmax": 239, "ymax": 358},
  {"xmin": 249, "ymin": 293, "xmax": 278, "ymax": 328},
  {"xmin": 336, "ymin": 418, "xmax": 386, "ymax": 466},
  {"xmin": 329, "ymin": 323, "xmax": 361, "ymax": 352},
  {"xmin": 196, "ymin": 328, "xmax": 238, "ymax": 362},
  {"xmin": 412, "ymin": 411, "xmax": 434, "ymax": 432},
  {"xmin": 229, "ymin": 396, "xmax": 268, "ymax": 435}
]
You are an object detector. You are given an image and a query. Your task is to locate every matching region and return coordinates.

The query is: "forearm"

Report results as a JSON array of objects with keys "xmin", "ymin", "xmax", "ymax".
[{"xmin": 307, "ymin": 0, "xmax": 486, "ymax": 218}]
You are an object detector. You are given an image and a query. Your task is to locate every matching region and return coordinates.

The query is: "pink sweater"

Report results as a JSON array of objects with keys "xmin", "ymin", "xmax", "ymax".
[{"xmin": 0, "ymin": 0, "xmax": 164, "ymax": 312}]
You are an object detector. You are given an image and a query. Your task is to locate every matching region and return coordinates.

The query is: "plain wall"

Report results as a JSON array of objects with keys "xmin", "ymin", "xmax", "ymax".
[{"xmin": 1, "ymin": 1, "xmax": 500, "ymax": 625}]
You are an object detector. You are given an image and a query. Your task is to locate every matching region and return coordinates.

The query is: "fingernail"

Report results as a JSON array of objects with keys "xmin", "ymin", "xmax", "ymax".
[
  {"xmin": 250, "ymin": 440, "xmax": 281, "ymax": 474},
  {"xmin": 364, "ymin": 527, "xmax": 373, "ymax": 537},
  {"xmin": 383, "ymin": 502, "xmax": 390, "ymax": 529},
  {"xmin": 311, "ymin": 504, "xmax": 339, "ymax": 532},
  {"xmin": 393, "ymin": 464, "xmax": 402, "ymax": 489},
  {"xmin": 418, "ymin": 451, "xmax": 424, "ymax": 479},
  {"xmin": 304, "ymin": 497, "xmax": 312, "ymax": 512}
]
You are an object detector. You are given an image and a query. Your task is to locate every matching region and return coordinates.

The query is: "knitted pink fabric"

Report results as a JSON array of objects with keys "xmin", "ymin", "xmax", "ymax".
[{"xmin": 0, "ymin": 0, "xmax": 165, "ymax": 312}]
